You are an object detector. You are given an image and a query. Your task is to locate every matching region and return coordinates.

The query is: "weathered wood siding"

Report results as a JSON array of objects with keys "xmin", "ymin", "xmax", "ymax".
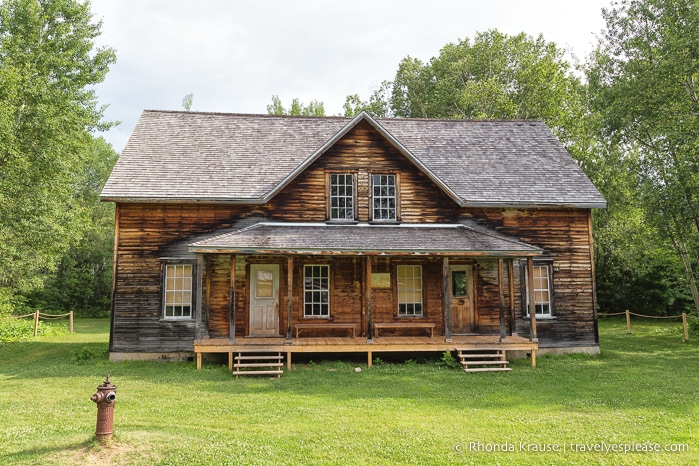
[
  {"xmin": 467, "ymin": 208, "xmax": 596, "ymax": 346},
  {"xmin": 111, "ymin": 204, "xmax": 250, "ymax": 352},
  {"xmin": 110, "ymin": 122, "xmax": 597, "ymax": 352}
]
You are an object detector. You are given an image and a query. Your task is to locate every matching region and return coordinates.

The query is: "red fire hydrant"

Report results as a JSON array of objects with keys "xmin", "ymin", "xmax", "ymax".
[{"xmin": 90, "ymin": 373, "xmax": 117, "ymax": 441}]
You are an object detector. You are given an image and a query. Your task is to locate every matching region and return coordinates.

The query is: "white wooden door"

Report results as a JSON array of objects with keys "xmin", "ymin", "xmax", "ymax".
[{"xmin": 249, "ymin": 264, "xmax": 280, "ymax": 336}]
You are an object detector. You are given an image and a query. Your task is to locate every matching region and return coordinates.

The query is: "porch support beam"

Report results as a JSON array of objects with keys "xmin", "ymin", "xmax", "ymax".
[
  {"xmin": 229, "ymin": 255, "xmax": 236, "ymax": 343},
  {"xmin": 366, "ymin": 256, "xmax": 373, "ymax": 343},
  {"xmin": 286, "ymin": 256, "xmax": 294, "ymax": 343},
  {"xmin": 498, "ymin": 259, "xmax": 507, "ymax": 342},
  {"xmin": 527, "ymin": 257, "xmax": 538, "ymax": 343},
  {"xmin": 443, "ymin": 257, "xmax": 451, "ymax": 342}
]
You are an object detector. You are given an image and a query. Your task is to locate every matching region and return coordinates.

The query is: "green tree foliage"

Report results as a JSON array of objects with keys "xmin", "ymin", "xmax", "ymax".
[
  {"xmin": 267, "ymin": 95, "xmax": 325, "ymax": 116},
  {"xmin": 182, "ymin": 92, "xmax": 193, "ymax": 111},
  {"xmin": 588, "ymin": 0, "xmax": 699, "ymax": 315},
  {"xmin": 343, "ymin": 81, "xmax": 392, "ymax": 117},
  {"xmin": 0, "ymin": 0, "xmax": 115, "ymax": 313},
  {"xmin": 28, "ymin": 137, "xmax": 117, "ymax": 316},
  {"xmin": 347, "ymin": 31, "xmax": 580, "ymax": 131}
]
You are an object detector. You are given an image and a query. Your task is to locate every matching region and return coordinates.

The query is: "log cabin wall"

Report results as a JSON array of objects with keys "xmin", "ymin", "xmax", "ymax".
[
  {"xmin": 467, "ymin": 208, "xmax": 597, "ymax": 346},
  {"xmin": 112, "ymin": 203, "xmax": 249, "ymax": 352},
  {"xmin": 110, "ymin": 120, "xmax": 597, "ymax": 352}
]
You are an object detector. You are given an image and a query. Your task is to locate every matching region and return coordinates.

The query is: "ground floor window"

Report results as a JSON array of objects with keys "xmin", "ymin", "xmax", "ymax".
[
  {"xmin": 164, "ymin": 264, "xmax": 193, "ymax": 319},
  {"xmin": 525, "ymin": 263, "xmax": 552, "ymax": 317},
  {"xmin": 304, "ymin": 265, "xmax": 329, "ymax": 317},
  {"xmin": 397, "ymin": 265, "xmax": 423, "ymax": 316}
]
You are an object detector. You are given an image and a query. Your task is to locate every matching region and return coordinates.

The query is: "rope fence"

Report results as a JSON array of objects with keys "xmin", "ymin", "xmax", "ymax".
[
  {"xmin": 1, "ymin": 310, "xmax": 74, "ymax": 336},
  {"xmin": 598, "ymin": 309, "xmax": 697, "ymax": 343}
]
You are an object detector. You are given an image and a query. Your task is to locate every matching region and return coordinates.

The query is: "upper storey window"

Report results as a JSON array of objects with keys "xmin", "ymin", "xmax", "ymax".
[
  {"xmin": 329, "ymin": 173, "xmax": 355, "ymax": 221},
  {"xmin": 372, "ymin": 174, "xmax": 397, "ymax": 221}
]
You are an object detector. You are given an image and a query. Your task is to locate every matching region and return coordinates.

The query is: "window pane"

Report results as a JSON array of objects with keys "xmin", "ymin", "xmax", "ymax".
[
  {"xmin": 372, "ymin": 174, "xmax": 397, "ymax": 221},
  {"xmin": 256, "ymin": 270, "xmax": 274, "ymax": 298},
  {"xmin": 329, "ymin": 173, "xmax": 354, "ymax": 220},
  {"xmin": 164, "ymin": 264, "xmax": 193, "ymax": 319},
  {"xmin": 304, "ymin": 265, "xmax": 330, "ymax": 317},
  {"xmin": 397, "ymin": 265, "xmax": 422, "ymax": 316},
  {"xmin": 526, "ymin": 265, "xmax": 551, "ymax": 316}
]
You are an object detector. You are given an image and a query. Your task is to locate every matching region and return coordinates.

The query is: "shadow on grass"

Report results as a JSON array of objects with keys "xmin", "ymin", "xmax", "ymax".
[{"xmin": 1, "ymin": 440, "xmax": 92, "ymax": 464}]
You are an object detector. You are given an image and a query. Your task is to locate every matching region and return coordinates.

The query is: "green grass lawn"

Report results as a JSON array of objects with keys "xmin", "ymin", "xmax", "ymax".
[{"xmin": 0, "ymin": 318, "xmax": 697, "ymax": 465}]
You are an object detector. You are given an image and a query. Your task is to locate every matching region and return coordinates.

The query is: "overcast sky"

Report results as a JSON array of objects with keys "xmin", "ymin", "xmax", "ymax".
[{"xmin": 90, "ymin": 0, "xmax": 612, "ymax": 153}]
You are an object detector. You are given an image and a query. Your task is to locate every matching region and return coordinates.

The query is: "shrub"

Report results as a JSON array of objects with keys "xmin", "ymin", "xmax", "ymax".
[
  {"xmin": 0, "ymin": 318, "xmax": 68, "ymax": 343},
  {"xmin": 689, "ymin": 315, "xmax": 699, "ymax": 335},
  {"xmin": 438, "ymin": 350, "xmax": 460, "ymax": 369}
]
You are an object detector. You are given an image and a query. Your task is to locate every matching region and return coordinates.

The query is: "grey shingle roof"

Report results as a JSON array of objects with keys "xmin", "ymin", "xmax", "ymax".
[
  {"xmin": 101, "ymin": 110, "xmax": 606, "ymax": 208},
  {"xmin": 189, "ymin": 222, "xmax": 542, "ymax": 256}
]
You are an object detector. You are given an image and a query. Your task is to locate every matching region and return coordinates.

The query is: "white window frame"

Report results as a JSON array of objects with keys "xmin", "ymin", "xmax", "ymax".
[
  {"xmin": 397, "ymin": 265, "xmax": 423, "ymax": 317},
  {"xmin": 304, "ymin": 265, "xmax": 330, "ymax": 318},
  {"xmin": 372, "ymin": 174, "xmax": 397, "ymax": 221},
  {"xmin": 524, "ymin": 263, "xmax": 553, "ymax": 317},
  {"xmin": 163, "ymin": 263, "xmax": 194, "ymax": 320},
  {"xmin": 329, "ymin": 173, "xmax": 355, "ymax": 221}
]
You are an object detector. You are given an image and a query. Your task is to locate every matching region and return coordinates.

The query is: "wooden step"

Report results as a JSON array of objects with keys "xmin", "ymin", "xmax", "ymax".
[
  {"xmin": 459, "ymin": 354, "xmax": 506, "ymax": 359},
  {"xmin": 234, "ymin": 362, "xmax": 284, "ymax": 368},
  {"xmin": 461, "ymin": 360, "xmax": 509, "ymax": 366},
  {"xmin": 235, "ymin": 355, "xmax": 283, "ymax": 361},
  {"xmin": 233, "ymin": 352, "xmax": 284, "ymax": 378},
  {"xmin": 464, "ymin": 367, "xmax": 512, "ymax": 373},
  {"xmin": 457, "ymin": 349, "xmax": 511, "ymax": 372},
  {"xmin": 234, "ymin": 370, "xmax": 284, "ymax": 376}
]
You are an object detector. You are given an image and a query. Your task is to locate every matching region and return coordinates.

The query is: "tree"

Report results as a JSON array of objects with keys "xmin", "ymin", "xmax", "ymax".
[
  {"xmin": 0, "ymin": 0, "xmax": 116, "ymax": 313},
  {"xmin": 588, "ymin": 0, "xmax": 699, "ymax": 315},
  {"xmin": 29, "ymin": 137, "xmax": 118, "ymax": 316},
  {"xmin": 182, "ymin": 93, "xmax": 193, "ymax": 111},
  {"xmin": 343, "ymin": 81, "xmax": 392, "ymax": 117},
  {"xmin": 390, "ymin": 31, "xmax": 579, "ymax": 129},
  {"xmin": 267, "ymin": 95, "xmax": 325, "ymax": 116}
]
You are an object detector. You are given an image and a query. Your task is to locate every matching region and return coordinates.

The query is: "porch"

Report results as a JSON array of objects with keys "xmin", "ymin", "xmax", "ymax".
[{"xmin": 194, "ymin": 334, "xmax": 539, "ymax": 370}]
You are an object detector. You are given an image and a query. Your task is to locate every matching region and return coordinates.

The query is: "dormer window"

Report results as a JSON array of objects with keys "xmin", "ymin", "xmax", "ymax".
[
  {"xmin": 329, "ymin": 173, "xmax": 355, "ymax": 221},
  {"xmin": 372, "ymin": 174, "xmax": 397, "ymax": 221}
]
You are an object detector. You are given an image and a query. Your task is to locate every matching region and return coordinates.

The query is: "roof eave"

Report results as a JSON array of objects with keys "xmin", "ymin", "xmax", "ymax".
[
  {"xmin": 187, "ymin": 245, "xmax": 542, "ymax": 257},
  {"xmin": 99, "ymin": 196, "xmax": 267, "ymax": 205},
  {"xmin": 460, "ymin": 200, "xmax": 608, "ymax": 209}
]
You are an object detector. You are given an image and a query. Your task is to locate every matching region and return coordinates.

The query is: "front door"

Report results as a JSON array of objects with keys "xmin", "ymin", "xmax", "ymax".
[
  {"xmin": 249, "ymin": 264, "xmax": 280, "ymax": 336},
  {"xmin": 450, "ymin": 265, "xmax": 475, "ymax": 334}
]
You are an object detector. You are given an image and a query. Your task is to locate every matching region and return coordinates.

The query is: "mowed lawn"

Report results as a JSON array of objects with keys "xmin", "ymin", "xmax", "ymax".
[{"xmin": 0, "ymin": 318, "xmax": 697, "ymax": 465}]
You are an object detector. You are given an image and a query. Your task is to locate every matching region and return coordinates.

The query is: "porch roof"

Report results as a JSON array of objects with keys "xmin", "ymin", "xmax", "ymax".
[{"xmin": 188, "ymin": 222, "xmax": 543, "ymax": 257}]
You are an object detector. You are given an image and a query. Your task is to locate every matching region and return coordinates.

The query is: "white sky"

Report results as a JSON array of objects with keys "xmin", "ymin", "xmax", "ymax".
[{"xmin": 90, "ymin": 0, "xmax": 612, "ymax": 153}]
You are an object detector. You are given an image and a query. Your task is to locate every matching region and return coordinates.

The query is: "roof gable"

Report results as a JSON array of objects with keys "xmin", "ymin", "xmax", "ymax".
[
  {"xmin": 265, "ymin": 112, "xmax": 462, "ymax": 206},
  {"xmin": 101, "ymin": 110, "xmax": 606, "ymax": 208}
]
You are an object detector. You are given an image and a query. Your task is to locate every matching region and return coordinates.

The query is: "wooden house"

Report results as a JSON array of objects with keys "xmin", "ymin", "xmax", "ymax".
[{"xmin": 101, "ymin": 110, "xmax": 606, "ymax": 373}]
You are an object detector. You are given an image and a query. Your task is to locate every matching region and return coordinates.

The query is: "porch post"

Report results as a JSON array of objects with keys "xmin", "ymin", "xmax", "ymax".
[
  {"xmin": 229, "ymin": 255, "xmax": 236, "ymax": 343},
  {"xmin": 366, "ymin": 256, "xmax": 373, "ymax": 343},
  {"xmin": 498, "ymin": 259, "xmax": 507, "ymax": 342},
  {"xmin": 443, "ymin": 257, "xmax": 451, "ymax": 342},
  {"xmin": 286, "ymin": 256, "xmax": 293, "ymax": 343},
  {"xmin": 527, "ymin": 257, "xmax": 538, "ymax": 342}
]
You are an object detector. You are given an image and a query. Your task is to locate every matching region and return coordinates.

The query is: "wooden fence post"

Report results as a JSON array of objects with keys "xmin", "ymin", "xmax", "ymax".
[
  {"xmin": 33, "ymin": 310, "xmax": 39, "ymax": 337},
  {"xmin": 682, "ymin": 312, "xmax": 689, "ymax": 343},
  {"xmin": 69, "ymin": 311, "xmax": 74, "ymax": 333},
  {"xmin": 626, "ymin": 309, "xmax": 631, "ymax": 334}
]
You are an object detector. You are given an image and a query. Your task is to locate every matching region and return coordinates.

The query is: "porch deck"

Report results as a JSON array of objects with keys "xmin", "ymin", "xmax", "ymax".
[{"xmin": 194, "ymin": 334, "xmax": 538, "ymax": 370}]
